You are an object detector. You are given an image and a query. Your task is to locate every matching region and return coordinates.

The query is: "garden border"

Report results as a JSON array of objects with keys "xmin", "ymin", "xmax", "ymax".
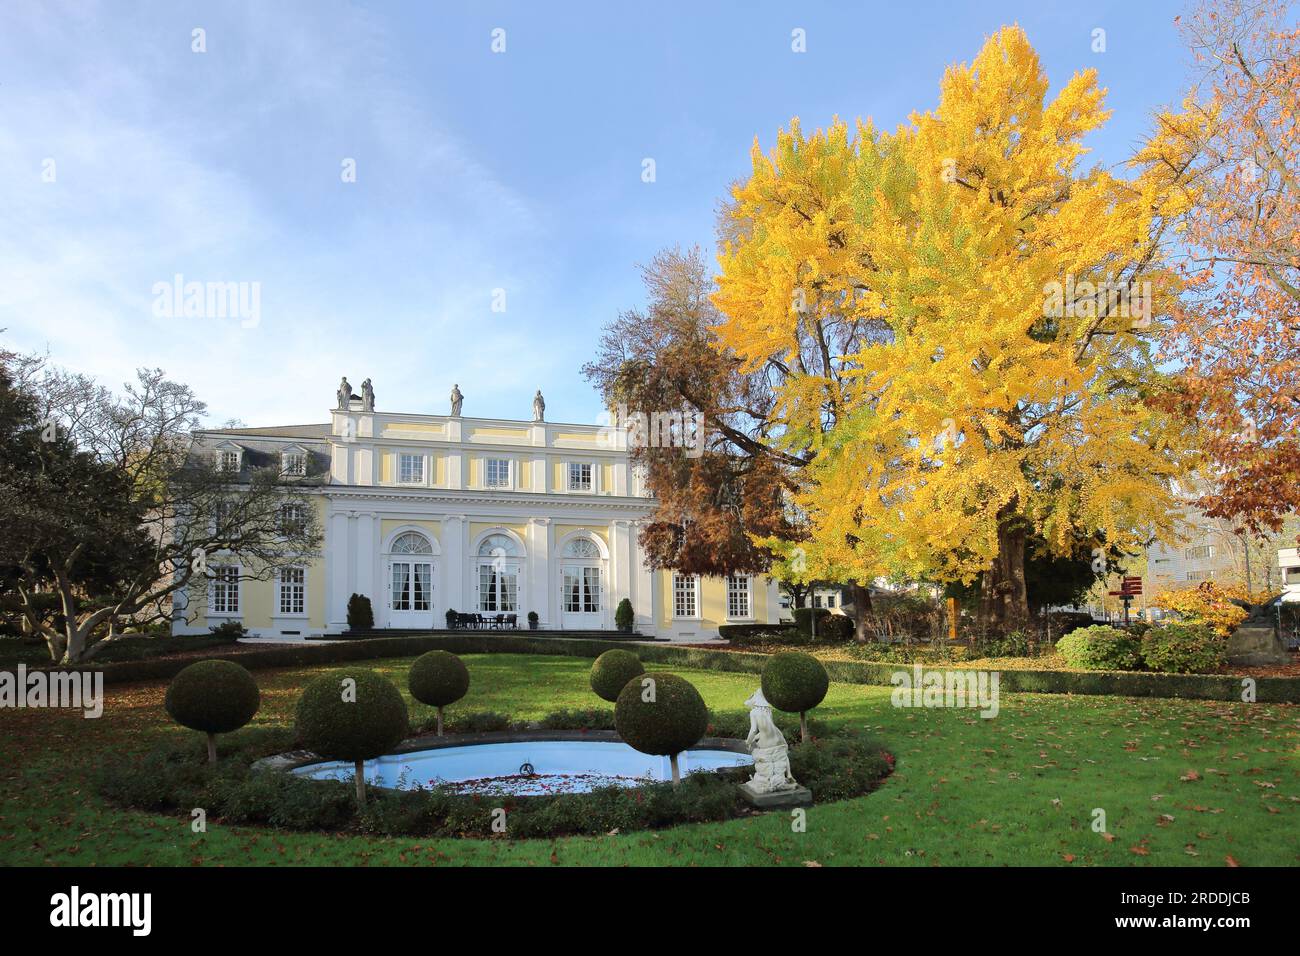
[{"xmin": 40, "ymin": 633, "xmax": 1300, "ymax": 703}]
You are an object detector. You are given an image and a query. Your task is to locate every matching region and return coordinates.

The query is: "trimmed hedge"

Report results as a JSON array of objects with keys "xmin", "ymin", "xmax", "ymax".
[
  {"xmin": 59, "ymin": 632, "xmax": 1300, "ymax": 703},
  {"xmin": 164, "ymin": 660, "xmax": 261, "ymax": 762},
  {"xmin": 295, "ymin": 669, "xmax": 409, "ymax": 765},
  {"xmin": 408, "ymin": 651, "xmax": 470, "ymax": 708},
  {"xmin": 614, "ymin": 673, "xmax": 708, "ymax": 760},
  {"xmin": 589, "ymin": 649, "xmax": 644, "ymax": 703},
  {"xmin": 792, "ymin": 607, "xmax": 854, "ymax": 641},
  {"xmin": 761, "ymin": 652, "xmax": 829, "ymax": 737}
]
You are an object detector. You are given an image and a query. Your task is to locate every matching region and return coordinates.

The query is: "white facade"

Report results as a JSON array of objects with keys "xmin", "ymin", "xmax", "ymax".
[{"xmin": 173, "ymin": 396, "xmax": 781, "ymax": 641}]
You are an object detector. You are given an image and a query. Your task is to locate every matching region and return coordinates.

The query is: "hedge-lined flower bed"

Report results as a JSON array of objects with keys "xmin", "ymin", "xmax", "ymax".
[
  {"xmin": 60, "ymin": 633, "xmax": 1300, "ymax": 702},
  {"xmin": 95, "ymin": 716, "xmax": 890, "ymax": 840}
]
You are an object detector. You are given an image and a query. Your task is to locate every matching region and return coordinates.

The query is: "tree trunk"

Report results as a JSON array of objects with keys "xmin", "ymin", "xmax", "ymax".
[
  {"xmin": 354, "ymin": 759, "xmax": 367, "ymax": 806},
  {"xmin": 978, "ymin": 503, "xmax": 1029, "ymax": 635},
  {"xmin": 799, "ymin": 711, "xmax": 809, "ymax": 743},
  {"xmin": 669, "ymin": 753, "xmax": 681, "ymax": 786},
  {"xmin": 847, "ymin": 581, "xmax": 873, "ymax": 644},
  {"xmin": 205, "ymin": 732, "xmax": 218, "ymax": 764}
]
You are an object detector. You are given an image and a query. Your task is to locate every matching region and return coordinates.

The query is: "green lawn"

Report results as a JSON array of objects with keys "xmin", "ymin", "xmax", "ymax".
[{"xmin": 0, "ymin": 652, "xmax": 1295, "ymax": 866}]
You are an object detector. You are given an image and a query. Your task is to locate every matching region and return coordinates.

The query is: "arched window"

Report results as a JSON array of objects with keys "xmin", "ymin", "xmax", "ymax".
[
  {"xmin": 390, "ymin": 531, "xmax": 433, "ymax": 554},
  {"xmin": 562, "ymin": 536, "xmax": 601, "ymax": 559},
  {"xmin": 478, "ymin": 533, "xmax": 521, "ymax": 558}
]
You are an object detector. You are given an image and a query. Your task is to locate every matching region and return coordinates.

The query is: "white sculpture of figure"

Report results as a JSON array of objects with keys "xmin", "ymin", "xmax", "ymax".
[
  {"xmin": 532, "ymin": 389, "xmax": 545, "ymax": 423},
  {"xmin": 743, "ymin": 687, "xmax": 796, "ymax": 794},
  {"xmin": 450, "ymin": 384, "xmax": 464, "ymax": 417},
  {"xmin": 360, "ymin": 378, "xmax": 375, "ymax": 412},
  {"xmin": 336, "ymin": 376, "xmax": 352, "ymax": 410}
]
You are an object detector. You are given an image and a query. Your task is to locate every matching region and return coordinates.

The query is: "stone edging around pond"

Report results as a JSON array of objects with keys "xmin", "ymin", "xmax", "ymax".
[{"xmin": 251, "ymin": 729, "xmax": 751, "ymax": 777}]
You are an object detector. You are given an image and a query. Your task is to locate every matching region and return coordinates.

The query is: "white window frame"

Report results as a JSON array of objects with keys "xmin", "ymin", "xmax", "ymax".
[
  {"xmin": 484, "ymin": 457, "xmax": 511, "ymax": 489},
  {"xmin": 398, "ymin": 452, "xmax": 425, "ymax": 485},
  {"xmin": 277, "ymin": 566, "xmax": 307, "ymax": 617},
  {"xmin": 217, "ymin": 448, "xmax": 241, "ymax": 473},
  {"xmin": 566, "ymin": 463, "xmax": 592, "ymax": 494},
  {"xmin": 279, "ymin": 503, "xmax": 308, "ymax": 537},
  {"xmin": 281, "ymin": 450, "xmax": 307, "ymax": 477},
  {"xmin": 672, "ymin": 573, "xmax": 699, "ymax": 619},
  {"xmin": 208, "ymin": 565, "xmax": 241, "ymax": 616},
  {"xmin": 726, "ymin": 575, "xmax": 753, "ymax": 621}
]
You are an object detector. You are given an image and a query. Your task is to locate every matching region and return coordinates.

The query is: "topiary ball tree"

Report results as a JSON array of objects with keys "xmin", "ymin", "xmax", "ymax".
[
  {"xmin": 408, "ymin": 650, "xmax": 470, "ymax": 735},
  {"xmin": 590, "ymin": 649, "xmax": 645, "ymax": 703},
  {"xmin": 164, "ymin": 659, "xmax": 261, "ymax": 764},
  {"xmin": 761, "ymin": 651, "xmax": 828, "ymax": 743},
  {"xmin": 296, "ymin": 669, "xmax": 409, "ymax": 805},
  {"xmin": 614, "ymin": 672, "xmax": 707, "ymax": 786}
]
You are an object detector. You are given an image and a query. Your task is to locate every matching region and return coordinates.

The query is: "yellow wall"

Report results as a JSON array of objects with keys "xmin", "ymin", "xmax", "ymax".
[
  {"xmin": 380, "ymin": 449, "xmax": 394, "ymax": 483},
  {"xmin": 554, "ymin": 524, "xmax": 609, "ymax": 545},
  {"xmin": 380, "ymin": 519, "xmax": 442, "ymax": 549},
  {"xmin": 382, "ymin": 422, "xmax": 444, "ymax": 438},
  {"xmin": 469, "ymin": 521, "xmax": 528, "ymax": 546},
  {"xmin": 469, "ymin": 425, "xmax": 531, "ymax": 442},
  {"xmin": 601, "ymin": 462, "xmax": 614, "ymax": 492},
  {"xmin": 518, "ymin": 460, "xmax": 533, "ymax": 491},
  {"xmin": 656, "ymin": 571, "xmax": 766, "ymax": 628},
  {"xmin": 434, "ymin": 453, "xmax": 447, "ymax": 487},
  {"xmin": 469, "ymin": 457, "xmax": 483, "ymax": 487}
]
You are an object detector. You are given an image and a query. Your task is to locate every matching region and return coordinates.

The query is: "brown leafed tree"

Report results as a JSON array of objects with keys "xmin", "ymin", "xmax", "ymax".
[
  {"xmin": 582, "ymin": 247, "xmax": 807, "ymax": 579},
  {"xmin": 1152, "ymin": 0, "xmax": 1300, "ymax": 533}
]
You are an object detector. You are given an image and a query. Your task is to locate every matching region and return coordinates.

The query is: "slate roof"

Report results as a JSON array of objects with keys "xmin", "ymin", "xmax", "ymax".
[{"xmin": 191, "ymin": 426, "xmax": 332, "ymax": 483}]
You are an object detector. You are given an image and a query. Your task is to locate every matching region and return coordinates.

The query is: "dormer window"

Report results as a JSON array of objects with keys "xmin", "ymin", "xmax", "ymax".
[
  {"xmin": 281, "ymin": 448, "xmax": 308, "ymax": 477},
  {"xmin": 214, "ymin": 443, "xmax": 243, "ymax": 473}
]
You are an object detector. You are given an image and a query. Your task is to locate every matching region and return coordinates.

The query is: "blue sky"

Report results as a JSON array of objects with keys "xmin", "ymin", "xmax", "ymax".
[{"xmin": 0, "ymin": 0, "xmax": 1191, "ymax": 427}]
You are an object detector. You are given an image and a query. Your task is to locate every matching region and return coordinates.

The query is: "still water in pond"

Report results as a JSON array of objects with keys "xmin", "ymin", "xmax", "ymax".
[{"xmin": 292, "ymin": 739, "xmax": 753, "ymax": 795}]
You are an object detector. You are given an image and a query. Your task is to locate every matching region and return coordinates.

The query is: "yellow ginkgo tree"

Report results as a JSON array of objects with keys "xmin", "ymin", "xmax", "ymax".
[{"xmin": 714, "ymin": 26, "xmax": 1198, "ymax": 631}]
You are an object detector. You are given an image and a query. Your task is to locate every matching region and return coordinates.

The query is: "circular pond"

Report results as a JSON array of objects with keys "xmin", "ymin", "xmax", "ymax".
[{"xmin": 291, "ymin": 736, "xmax": 753, "ymax": 796}]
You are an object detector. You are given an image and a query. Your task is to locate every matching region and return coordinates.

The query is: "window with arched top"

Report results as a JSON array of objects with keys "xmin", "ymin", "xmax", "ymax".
[
  {"xmin": 390, "ymin": 531, "xmax": 433, "ymax": 554},
  {"xmin": 478, "ymin": 533, "xmax": 521, "ymax": 558},
  {"xmin": 562, "ymin": 536, "xmax": 601, "ymax": 559}
]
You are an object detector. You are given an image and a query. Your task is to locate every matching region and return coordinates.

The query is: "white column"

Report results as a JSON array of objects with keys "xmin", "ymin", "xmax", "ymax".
[
  {"xmin": 357, "ymin": 513, "xmax": 376, "ymax": 613},
  {"xmin": 443, "ymin": 515, "xmax": 465, "ymax": 617},
  {"xmin": 327, "ymin": 510, "xmax": 350, "ymax": 630},
  {"xmin": 610, "ymin": 520, "xmax": 632, "ymax": 630},
  {"xmin": 632, "ymin": 520, "xmax": 655, "ymax": 636},
  {"xmin": 526, "ymin": 517, "xmax": 551, "ymax": 628}
]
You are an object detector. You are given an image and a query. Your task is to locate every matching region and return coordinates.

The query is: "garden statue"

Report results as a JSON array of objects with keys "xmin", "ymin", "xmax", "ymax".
[
  {"xmin": 450, "ymin": 384, "xmax": 463, "ymax": 417},
  {"xmin": 743, "ymin": 687, "xmax": 797, "ymax": 794},
  {"xmin": 336, "ymin": 376, "xmax": 352, "ymax": 410},
  {"xmin": 361, "ymin": 378, "xmax": 375, "ymax": 411},
  {"xmin": 533, "ymin": 389, "xmax": 545, "ymax": 422}
]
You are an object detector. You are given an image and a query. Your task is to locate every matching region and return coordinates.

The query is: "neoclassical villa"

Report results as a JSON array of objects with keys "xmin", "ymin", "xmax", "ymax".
[{"xmin": 171, "ymin": 382, "xmax": 780, "ymax": 641}]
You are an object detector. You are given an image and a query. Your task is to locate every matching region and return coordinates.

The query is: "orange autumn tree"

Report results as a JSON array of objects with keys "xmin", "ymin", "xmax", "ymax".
[
  {"xmin": 1151, "ymin": 0, "xmax": 1300, "ymax": 533},
  {"xmin": 715, "ymin": 26, "xmax": 1197, "ymax": 632},
  {"xmin": 1152, "ymin": 582, "xmax": 1248, "ymax": 637}
]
